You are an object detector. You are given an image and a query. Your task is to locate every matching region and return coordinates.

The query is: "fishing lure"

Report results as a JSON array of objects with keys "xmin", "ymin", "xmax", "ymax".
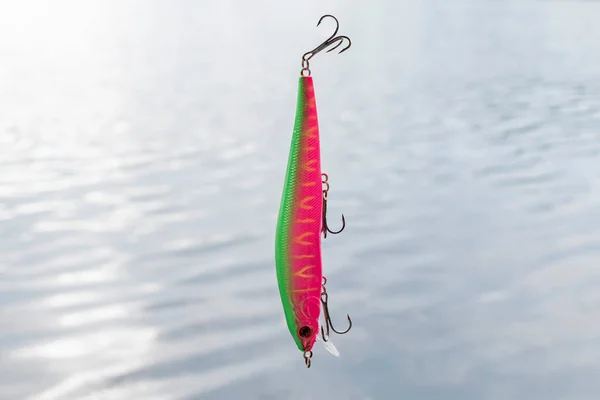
[{"xmin": 275, "ymin": 14, "xmax": 352, "ymax": 368}]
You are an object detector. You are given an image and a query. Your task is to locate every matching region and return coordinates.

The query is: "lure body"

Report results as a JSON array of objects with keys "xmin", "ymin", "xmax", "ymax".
[{"xmin": 275, "ymin": 76, "xmax": 323, "ymax": 353}]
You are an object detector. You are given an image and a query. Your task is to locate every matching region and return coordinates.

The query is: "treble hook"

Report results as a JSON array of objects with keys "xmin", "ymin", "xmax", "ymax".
[
  {"xmin": 322, "ymin": 173, "xmax": 345, "ymax": 238},
  {"xmin": 301, "ymin": 14, "xmax": 352, "ymax": 76},
  {"xmin": 320, "ymin": 277, "xmax": 352, "ymax": 342}
]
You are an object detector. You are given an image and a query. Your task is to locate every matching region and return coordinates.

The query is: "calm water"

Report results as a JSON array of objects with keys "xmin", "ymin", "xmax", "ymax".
[{"xmin": 2, "ymin": 1, "xmax": 600, "ymax": 399}]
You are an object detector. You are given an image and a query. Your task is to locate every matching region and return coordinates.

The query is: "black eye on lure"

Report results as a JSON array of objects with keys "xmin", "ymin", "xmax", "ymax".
[{"xmin": 274, "ymin": 14, "xmax": 353, "ymax": 369}]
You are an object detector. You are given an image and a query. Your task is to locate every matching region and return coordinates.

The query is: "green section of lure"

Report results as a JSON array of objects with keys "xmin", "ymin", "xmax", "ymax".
[{"xmin": 275, "ymin": 77, "xmax": 306, "ymax": 350}]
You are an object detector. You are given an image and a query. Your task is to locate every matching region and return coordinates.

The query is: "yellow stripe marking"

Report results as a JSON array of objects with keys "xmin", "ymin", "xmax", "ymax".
[
  {"xmin": 303, "ymin": 160, "xmax": 317, "ymax": 172},
  {"xmin": 292, "ymin": 254, "xmax": 315, "ymax": 259},
  {"xmin": 296, "ymin": 218, "xmax": 316, "ymax": 223},
  {"xmin": 306, "ymin": 127, "xmax": 318, "ymax": 138},
  {"xmin": 292, "ymin": 287, "xmax": 320, "ymax": 293},
  {"xmin": 299, "ymin": 196, "xmax": 315, "ymax": 210},
  {"xmin": 294, "ymin": 232, "xmax": 314, "ymax": 245},
  {"xmin": 293, "ymin": 265, "xmax": 317, "ymax": 278},
  {"xmin": 302, "ymin": 181, "xmax": 317, "ymax": 187}
]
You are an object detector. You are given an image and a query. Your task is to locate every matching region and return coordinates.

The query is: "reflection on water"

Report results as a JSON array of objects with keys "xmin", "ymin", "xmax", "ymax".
[{"xmin": 1, "ymin": 0, "xmax": 600, "ymax": 399}]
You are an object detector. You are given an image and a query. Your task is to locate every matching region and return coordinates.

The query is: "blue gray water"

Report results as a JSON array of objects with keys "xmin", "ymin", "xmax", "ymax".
[{"xmin": 2, "ymin": 1, "xmax": 600, "ymax": 399}]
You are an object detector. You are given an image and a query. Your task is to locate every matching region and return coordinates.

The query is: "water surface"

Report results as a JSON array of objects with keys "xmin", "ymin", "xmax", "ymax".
[{"xmin": 1, "ymin": 1, "xmax": 600, "ymax": 399}]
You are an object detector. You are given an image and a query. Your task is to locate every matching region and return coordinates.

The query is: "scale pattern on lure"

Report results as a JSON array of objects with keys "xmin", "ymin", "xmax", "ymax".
[{"xmin": 275, "ymin": 14, "xmax": 353, "ymax": 368}]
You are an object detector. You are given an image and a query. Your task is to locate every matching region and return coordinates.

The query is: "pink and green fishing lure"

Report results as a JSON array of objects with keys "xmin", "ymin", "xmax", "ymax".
[{"xmin": 275, "ymin": 14, "xmax": 352, "ymax": 368}]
